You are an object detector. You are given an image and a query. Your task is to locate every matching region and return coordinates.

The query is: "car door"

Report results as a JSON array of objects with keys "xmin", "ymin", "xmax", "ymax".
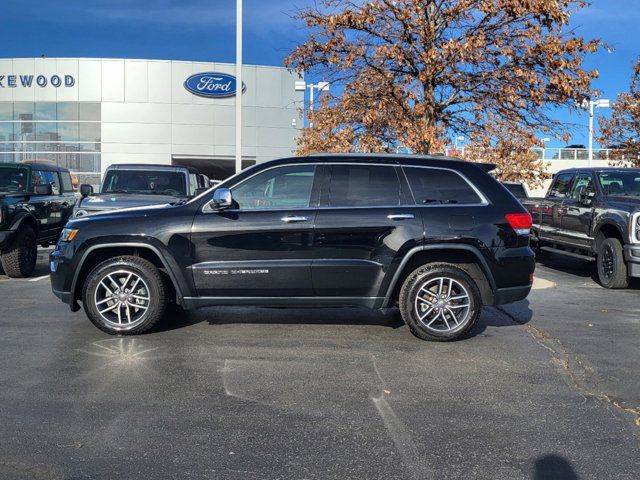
[
  {"xmin": 29, "ymin": 169, "xmax": 55, "ymax": 238},
  {"xmin": 559, "ymin": 172, "xmax": 595, "ymax": 249},
  {"xmin": 311, "ymin": 163, "xmax": 423, "ymax": 299},
  {"xmin": 57, "ymin": 171, "xmax": 77, "ymax": 227},
  {"xmin": 540, "ymin": 172, "xmax": 575, "ymax": 243},
  {"xmin": 190, "ymin": 163, "xmax": 320, "ymax": 297}
]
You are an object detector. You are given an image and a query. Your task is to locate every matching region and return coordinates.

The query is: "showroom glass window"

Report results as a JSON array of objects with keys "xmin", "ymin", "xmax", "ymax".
[
  {"xmin": 231, "ymin": 165, "xmax": 317, "ymax": 210},
  {"xmin": 0, "ymin": 102, "xmax": 101, "ymax": 172},
  {"xmin": 403, "ymin": 167, "xmax": 482, "ymax": 205},
  {"xmin": 329, "ymin": 165, "xmax": 401, "ymax": 207}
]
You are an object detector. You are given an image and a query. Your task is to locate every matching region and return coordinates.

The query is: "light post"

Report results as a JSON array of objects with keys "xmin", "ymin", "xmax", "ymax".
[
  {"xmin": 540, "ymin": 137, "xmax": 550, "ymax": 160},
  {"xmin": 584, "ymin": 98, "xmax": 610, "ymax": 167},
  {"xmin": 295, "ymin": 81, "xmax": 330, "ymax": 127},
  {"xmin": 235, "ymin": 0, "xmax": 242, "ymax": 174}
]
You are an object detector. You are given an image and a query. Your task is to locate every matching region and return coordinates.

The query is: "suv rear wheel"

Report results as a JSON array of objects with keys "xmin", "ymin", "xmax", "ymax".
[
  {"xmin": 597, "ymin": 238, "xmax": 629, "ymax": 289},
  {"xmin": 399, "ymin": 263, "xmax": 482, "ymax": 341},
  {"xmin": 0, "ymin": 226, "xmax": 37, "ymax": 278},
  {"xmin": 83, "ymin": 256, "xmax": 167, "ymax": 335}
]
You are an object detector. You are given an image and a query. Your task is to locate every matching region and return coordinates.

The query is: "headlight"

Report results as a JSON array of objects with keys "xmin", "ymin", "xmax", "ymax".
[
  {"xmin": 60, "ymin": 228, "xmax": 79, "ymax": 242},
  {"xmin": 631, "ymin": 212, "xmax": 640, "ymax": 243}
]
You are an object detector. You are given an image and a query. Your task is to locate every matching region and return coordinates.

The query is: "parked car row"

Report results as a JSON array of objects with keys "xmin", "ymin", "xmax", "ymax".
[
  {"xmin": 5, "ymin": 155, "xmax": 640, "ymax": 341},
  {"xmin": 0, "ymin": 161, "xmax": 211, "ymax": 278}
]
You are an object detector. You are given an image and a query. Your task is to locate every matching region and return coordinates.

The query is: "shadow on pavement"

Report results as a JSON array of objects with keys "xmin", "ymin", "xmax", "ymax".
[
  {"xmin": 536, "ymin": 251, "xmax": 640, "ymax": 289},
  {"xmin": 155, "ymin": 301, "xmax": 533, "ymax": 340},
  {"xmin": 533, "ymin": 454, "xmax": 579, "ymax": 480}
]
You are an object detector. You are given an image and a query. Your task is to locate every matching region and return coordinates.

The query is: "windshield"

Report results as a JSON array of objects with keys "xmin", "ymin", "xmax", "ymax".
[
  {"xmin": 0, "ymin": 166, "xmax": 29, "ymax": 194},
  {"xmin": 598, "ymin": 171, "xmax": 640, "ymax": 197},
  {"xmin": 102, "ymin": 170, "xmax": 187, "ymax": 196}
]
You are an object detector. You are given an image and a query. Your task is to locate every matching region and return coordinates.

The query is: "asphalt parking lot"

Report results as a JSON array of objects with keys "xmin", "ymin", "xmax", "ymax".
[{"xmin": 1, "ymin": 252, "xmax": 639, "ymax": 479}]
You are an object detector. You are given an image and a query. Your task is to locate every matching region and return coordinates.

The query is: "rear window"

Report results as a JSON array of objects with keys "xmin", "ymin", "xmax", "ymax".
[
  {"xmin": 404, "ymin": 167, "xmax": 482, "ymax": 205},
  {"xmin": 102, "ymin": 170, "xmax": 187, "ymax": 196},
  {"xmin": 329, "ymin": 165, "xmax": 401, "ymax": 207},
  {"xmin": 503, "ymin": 183, "xmax": 527, "ymax": 198}
]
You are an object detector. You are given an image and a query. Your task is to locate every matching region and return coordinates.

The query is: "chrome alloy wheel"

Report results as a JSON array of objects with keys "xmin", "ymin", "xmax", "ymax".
[
  {"xmin": 414, "ymin": 277, "xmax": 471, "ymax": 332},
  {"xmin": 93, "ymin": 269, "xmax": 151, "ymax": 330}
]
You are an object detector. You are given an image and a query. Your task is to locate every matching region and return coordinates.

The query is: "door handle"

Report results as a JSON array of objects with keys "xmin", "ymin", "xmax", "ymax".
[
  {"xmin": 281, "ymin": 215, "xmax": 308, "ymax": 223},
  {"xmin": 387, "ymin": 214, "xmax": 415, "ymax": 220}
]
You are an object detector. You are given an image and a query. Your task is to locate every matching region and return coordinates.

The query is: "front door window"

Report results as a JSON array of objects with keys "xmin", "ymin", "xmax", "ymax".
[{"xmin": 231, "ymin": 165, "xmax": 316, "ymax": 210}]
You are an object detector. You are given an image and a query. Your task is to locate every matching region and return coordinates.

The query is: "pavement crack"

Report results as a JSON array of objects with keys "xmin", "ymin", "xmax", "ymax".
[{"xmin": 494, "ymin": 307, "xmax": 640, "ymax": 429}]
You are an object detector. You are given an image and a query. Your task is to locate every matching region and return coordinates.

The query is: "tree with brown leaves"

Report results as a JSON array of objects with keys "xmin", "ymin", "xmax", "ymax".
[
  {"xmin": 599, "ymin": 57, "xmax": 640, "ymax": 166},
  {"xmin": 286, "ymin": 0, "xmax": 601, "ymax": 185}
]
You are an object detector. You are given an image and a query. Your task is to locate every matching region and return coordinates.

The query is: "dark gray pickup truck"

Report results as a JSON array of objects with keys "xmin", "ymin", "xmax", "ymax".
[
  {"xmin": 73, "ymin": 164, "xmax": 206, "ymax": 218},
  {"xmin": 522, "ymin": 167, "xmax": 640, "ymax": 288}
]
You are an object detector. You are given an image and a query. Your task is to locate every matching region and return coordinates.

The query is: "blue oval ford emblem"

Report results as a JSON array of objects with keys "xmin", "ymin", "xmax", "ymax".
[{"xmin": 184, "ymin": 72, "xmax": 245, "ymax": 98}]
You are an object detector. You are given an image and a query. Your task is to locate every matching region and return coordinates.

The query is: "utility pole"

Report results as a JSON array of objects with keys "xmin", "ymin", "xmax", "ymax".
[{"xmin": 235, "ymin": 0, "xmax": 242, "ymax": 174}]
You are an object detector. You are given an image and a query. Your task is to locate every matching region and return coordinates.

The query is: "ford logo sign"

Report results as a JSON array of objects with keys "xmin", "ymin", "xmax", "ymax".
[{"xmin": 184, "ymin": 72, "xmax": 245, "ymax": 98}]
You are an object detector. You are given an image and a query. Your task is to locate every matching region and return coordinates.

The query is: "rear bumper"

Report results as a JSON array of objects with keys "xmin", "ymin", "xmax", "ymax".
[
  {"xmin": 0, "ymin": 230, "xmax": 14, "ymax": 250},
  {"xmin": 493, "ymin": 284, "xmax": 532, "ymax": 306},
  {"xmin": 624, "ymin": 245, "xmax": 640, "ymax": 278}
]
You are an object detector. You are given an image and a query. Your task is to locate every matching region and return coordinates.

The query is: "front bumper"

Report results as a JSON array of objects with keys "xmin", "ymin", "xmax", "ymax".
[
  {"xmin": 624, "ymin": 245, "xmax": 640, "ymax": 278},
  {"xmin": 50, "ymin": 245, "xmax": 81, "ymax": 311}
]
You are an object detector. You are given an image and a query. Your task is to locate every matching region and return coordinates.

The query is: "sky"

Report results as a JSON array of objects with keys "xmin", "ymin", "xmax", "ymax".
[{"xmin": 0, "ymin": 0, "xmax": 638, "ymax": 148}]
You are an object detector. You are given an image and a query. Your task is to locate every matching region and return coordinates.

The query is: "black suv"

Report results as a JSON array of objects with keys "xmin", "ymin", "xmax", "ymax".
[
  {"xmin": 50, "ymin": 154, "xmax": 535, "ymax": 341},
  {"xmin": 1, "ymin": 162, "xmax": 76, "ymax": 277}
]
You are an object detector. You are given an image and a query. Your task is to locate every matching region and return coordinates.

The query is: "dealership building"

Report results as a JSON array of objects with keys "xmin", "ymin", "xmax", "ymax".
[{"xmin": 0, "ymin": 57, "xmax": 304, "ymax": 181}]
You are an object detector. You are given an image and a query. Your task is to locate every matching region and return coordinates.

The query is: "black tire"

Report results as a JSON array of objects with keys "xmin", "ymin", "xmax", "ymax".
[
  {"xmin": 82, "ymin": 256, "xmax": 167, "ymax": 335},
  {"xmin": 597, "ymin": 238, "xmax": 629, "ymax": 289},
  {"xmin": 399, "ymin": 263, "xmax": 482, "ymax": 342},
  {"xmin": 0, "ymin": 227, "xmax": 37, "ymax": 278}
]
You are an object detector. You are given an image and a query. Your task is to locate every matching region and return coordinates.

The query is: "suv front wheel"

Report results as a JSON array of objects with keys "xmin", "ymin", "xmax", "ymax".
[
  {"xmin": 83, "ymin": 256, "xmax": 167, "ymax": 335},
  {"xmin": 399, "ymin": 263, "xmax": 482, "ymax": 341}
]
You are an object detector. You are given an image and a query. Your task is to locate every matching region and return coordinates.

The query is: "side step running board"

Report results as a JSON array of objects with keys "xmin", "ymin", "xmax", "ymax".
[{"xmin": 540, "ymin": 246, "xmax": 596, "ymax": 262}]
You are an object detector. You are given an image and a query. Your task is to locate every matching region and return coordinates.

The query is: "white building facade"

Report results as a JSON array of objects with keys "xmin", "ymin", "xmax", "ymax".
[{"xmin": 0, "ymin": 58, "xmax": 304, "ymax": 180}]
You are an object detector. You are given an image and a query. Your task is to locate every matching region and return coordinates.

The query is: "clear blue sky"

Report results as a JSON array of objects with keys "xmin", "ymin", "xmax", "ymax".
[{"xmin": 1, "ymin": 0, "xmax": 638, "ymax": 148}]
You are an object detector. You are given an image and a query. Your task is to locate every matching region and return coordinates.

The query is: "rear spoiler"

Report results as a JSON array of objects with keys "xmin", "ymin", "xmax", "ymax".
[{"xmin": 475, "ymin": 163, "xmax": 497, "ymax": 173}]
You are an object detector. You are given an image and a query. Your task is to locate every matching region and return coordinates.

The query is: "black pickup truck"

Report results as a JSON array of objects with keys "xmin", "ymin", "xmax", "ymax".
[{"xmin": 522, "ymin": 167, "xmax": 640, "ymax": 288}]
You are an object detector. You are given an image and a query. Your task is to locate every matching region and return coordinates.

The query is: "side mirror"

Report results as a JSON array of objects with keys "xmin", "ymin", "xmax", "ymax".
[
  {"xmin": 580, "ymin": 191, "xmax": 596, "ymax": 206},
  {"xmin": 80, "ymin": 184, "xmax": 93, "ymax": 198},
  {"xmin": 34, "ymin": 184, "xmax": 53, "ymax": 196},
  {"xmin": 211, "ymin": 188, "xmax": 232, "ymax": 210}
]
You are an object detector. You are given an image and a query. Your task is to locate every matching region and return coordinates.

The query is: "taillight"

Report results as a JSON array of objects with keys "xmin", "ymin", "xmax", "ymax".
[{"xmin": 505, "ymin": 213, "xmax": 532, "ymax": 236}]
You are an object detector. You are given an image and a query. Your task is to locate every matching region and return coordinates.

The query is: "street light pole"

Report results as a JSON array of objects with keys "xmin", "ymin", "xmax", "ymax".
[
  {"xmin": 294, "ymin": 81, "xmax": 330, "ymax": 128},
  {"xmin": 235, "ymin": 0, "xmax": 242, "ymax": 174},
  {"xmin": 587, "ymin": 98, "xmax": 610, "ymax": 168}
]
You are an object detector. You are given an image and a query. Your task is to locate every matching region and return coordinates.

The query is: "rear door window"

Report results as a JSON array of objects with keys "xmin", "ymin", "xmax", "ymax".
[
  {"xmin": 60, "ymin": 172, "xmax": 74, "ymax": 193},
  {"xmin": 328, "ymin": 165, "xmax": 401, "ymax": 207},
  {"xmin": 403, "ymin": 167, "xmax": 482, "ymax": 205},
  {"xmin": 548, "ymin": 173, "xmax": 574, "ymax": 199}
]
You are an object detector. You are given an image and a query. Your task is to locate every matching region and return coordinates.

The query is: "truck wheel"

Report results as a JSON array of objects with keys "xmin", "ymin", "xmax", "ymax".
[
  {"xmin": 399, "ymin": 263, "xmax": 482, "ymax": 341},
  {"xmin": 597, "ymin": 238, "xmax": 629, "ymax": 289},
  {"xmin": 0, "ymin": 227, "xmax": 37, "ymax": 278},
  {"xmin": 83, "ymin": 256, "xmax": 167, "ymax": 335}
]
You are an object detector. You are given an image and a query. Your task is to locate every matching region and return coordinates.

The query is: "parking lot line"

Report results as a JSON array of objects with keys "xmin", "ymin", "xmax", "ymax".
[{"xmin": 28, "ymin": 275, "xmax": 50, "ymax": 282}]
